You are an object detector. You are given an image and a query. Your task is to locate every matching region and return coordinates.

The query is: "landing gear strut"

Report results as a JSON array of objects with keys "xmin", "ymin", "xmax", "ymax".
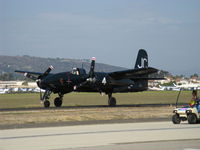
[
  {"xmin": 108, "ymin": 93, "xmax": 116, "ymax": 107},
  {"xmin": 41, "ymin": 90, "xmax": 52, "ymax": 108},
  {"xmin": 54, "ymin": 93, "xmax": 63, "ymax": 107}
]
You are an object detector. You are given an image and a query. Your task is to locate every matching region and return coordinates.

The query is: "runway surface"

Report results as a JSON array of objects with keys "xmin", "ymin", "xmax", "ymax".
[{"xmin": 1, "ymin": 121, "xmax": 200, "ymax": 150}]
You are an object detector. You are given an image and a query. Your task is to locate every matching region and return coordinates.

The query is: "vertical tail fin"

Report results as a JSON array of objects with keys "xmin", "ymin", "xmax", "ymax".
[
  {"xmin": 134, "ymin": 49, "xmax": 148, "ymax": 69},
  {"xmin": 134, "ymin": 49, "xmax": 148, "ymax": 89}
]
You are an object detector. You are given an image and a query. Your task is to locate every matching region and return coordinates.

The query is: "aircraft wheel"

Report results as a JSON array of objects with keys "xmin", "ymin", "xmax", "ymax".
[
  {"xmin": 172, "ymin": 114, "xmax": 181, "ymax": 124},
  {"xmin": 44, "ymin": 100, "xmax": 50, "ymax": 108},
  {"xmin": 188, "ymin": 114, "xmax": 197, "ymax": 124},
  {"xmin": 108, "ymin": 97, "xmax": 116, "ymax": 107},
  {"xmin": 54, "ymin": 97, "xmax": 62, "ymax": 107}
]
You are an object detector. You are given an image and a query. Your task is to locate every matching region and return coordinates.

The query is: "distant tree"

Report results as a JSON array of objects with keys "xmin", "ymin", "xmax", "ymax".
[
  {"xmin": 190, "ymin": 73, "xmax": 199, "ymax": 78},
  {"xmin": 0, "ymin": 73, "xmax": 14, "ymax": 81},
  {"xmin": 173, "ymin": 75, "xmax": 184, "ymax": 80},
  {"xmin": 161, "ymin": 81, "xmax": 176, "ymax": 86},
  {"xmin": 149, "ymin": 70, "xmax": 171, "ymax": 78}
]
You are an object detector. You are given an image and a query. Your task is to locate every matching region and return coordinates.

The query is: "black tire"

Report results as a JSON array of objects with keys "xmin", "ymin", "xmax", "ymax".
[
  {"xmin": 188, "ymin": 113, "xmax": 197, "ymax": 124},
  {"xmin": 172, "ymin": 114, "xmax": 181, "ymax": 124},
  {"xmin": 54, "ymin": 97, "xmax": 62, "ymax": 107},
  {"xmin": 108, "ymin": 97, "xmax": 116, "ymax": 107},
  {"xmin": 44, "ymin": 100, "xmax": 50, "ymax": 108}
]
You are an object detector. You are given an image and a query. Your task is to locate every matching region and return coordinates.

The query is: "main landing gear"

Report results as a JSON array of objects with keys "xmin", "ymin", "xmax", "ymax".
[
  {"xmin": 54, "ymin": 94, "xmax": 63, "ymax": 107},
  {"xmin": 108, "ymin": 93, "xmax": 116, "ymax": 107},
  {"xmin": 41, "ymin": 90, "xmax": 63, "ymax": 108}
]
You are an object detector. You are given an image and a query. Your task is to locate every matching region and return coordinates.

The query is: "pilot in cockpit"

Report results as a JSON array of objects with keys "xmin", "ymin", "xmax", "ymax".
[{"xmin": 72, "ymin": 68, "xmax": 79, "ymax": 75}]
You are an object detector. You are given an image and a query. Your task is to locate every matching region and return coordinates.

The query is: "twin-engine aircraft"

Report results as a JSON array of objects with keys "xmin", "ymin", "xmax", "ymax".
[{"xmin": 15, "ymin": 49, "xmax": 164, "ymax": 108}]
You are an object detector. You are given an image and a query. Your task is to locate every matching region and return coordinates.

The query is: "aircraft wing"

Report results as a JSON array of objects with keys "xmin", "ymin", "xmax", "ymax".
[
  {"xmin": 108, "ymin": 67, "xmax": 160, "ymax": 80},
  {"xmin": 15, "ymin": 70, "xmax": 43, "ymax": 80}
]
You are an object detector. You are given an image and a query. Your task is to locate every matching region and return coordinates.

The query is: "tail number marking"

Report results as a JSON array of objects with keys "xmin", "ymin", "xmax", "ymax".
[{"xmin": 138, "ymin": 58, "xmax": 147, "ymax": 68}]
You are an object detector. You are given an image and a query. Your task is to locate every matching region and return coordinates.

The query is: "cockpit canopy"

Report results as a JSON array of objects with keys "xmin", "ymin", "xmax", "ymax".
[{"xmin": 72, "ymin": 68, "xmax": 86, "ymax": 75}]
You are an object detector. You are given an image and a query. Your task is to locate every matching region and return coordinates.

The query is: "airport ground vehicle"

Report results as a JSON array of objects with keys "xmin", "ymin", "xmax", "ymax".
[{"xmin": 172, "ymin": 89, "xmax": 200, "ymax": 124}]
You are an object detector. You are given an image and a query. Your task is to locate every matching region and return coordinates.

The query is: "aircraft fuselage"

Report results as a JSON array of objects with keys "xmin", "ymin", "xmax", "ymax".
[{"xmin": 39, "ymin": 71, "xmax": 147, "ymax": 95}]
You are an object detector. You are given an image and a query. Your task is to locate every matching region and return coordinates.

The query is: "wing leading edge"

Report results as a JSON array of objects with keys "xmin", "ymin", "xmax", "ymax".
[
  {"xmin": 15, "ymin": 70, "xmax": 43, "ymax": 80},
  {"xmin": 108, "ymin": 67, "xmax": 162, "ymax": 80}
]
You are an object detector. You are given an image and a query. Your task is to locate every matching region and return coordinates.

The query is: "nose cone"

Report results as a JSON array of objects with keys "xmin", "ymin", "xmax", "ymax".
[{"xmin": 37, "ymin": 79, "xmax": 48, "ymax": 89}]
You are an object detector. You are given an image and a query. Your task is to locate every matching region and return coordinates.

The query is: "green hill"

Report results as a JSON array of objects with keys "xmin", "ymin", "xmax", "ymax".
[{"xmin": 0, "ymin": 55, "xmax": 126, "ymax": 80}]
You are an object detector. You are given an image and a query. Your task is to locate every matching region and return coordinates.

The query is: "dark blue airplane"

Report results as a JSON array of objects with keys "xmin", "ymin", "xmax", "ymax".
[{"xmin": 15, "ymin": 49, "xmax": 164, "ymax": 108}]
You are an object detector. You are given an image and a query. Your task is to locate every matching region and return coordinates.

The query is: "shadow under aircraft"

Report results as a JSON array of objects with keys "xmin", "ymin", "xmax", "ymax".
[{"xmin": 15, "ymin": 49, "xmax": 164, "ymax": 108}]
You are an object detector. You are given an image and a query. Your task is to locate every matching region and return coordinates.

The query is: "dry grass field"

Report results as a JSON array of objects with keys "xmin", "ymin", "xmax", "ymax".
[{"xmin": 0, "ymin": 107, "xmax": 173, "ymax": 127}]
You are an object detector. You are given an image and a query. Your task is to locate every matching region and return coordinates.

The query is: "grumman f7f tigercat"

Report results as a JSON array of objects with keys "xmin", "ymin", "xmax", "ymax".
[{"xmin": 15, "ymin": 49, "xmax": 164, "ymax": 108}]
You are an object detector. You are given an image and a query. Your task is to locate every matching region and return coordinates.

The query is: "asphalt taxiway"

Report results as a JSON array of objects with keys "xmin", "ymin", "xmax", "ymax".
[{"xmin": 0, "ymin": 121, "xmax": 200, "ymax": 150}]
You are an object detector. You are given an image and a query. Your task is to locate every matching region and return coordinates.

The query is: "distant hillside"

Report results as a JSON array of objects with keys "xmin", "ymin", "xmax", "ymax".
[
  {"xmin": 0, "ymin": 55, "xmax": 126, "ymax": 77},
  {"xmin": 0, "ymin": 55, "xmax": 169, "ymax": 80}
]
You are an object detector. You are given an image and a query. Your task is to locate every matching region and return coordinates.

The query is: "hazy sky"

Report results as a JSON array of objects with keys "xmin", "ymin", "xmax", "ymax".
[{"xmin": 0, "ymin": 0, "xmax": 200, "ymax": 76}]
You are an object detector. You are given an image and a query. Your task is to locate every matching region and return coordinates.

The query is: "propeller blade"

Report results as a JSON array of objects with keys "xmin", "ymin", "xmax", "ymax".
[
  {"xmin": 89, "ymin": 57, "xmax": 96, "ymax": 78},
  {"xmin": 43, "ymin": 65, "xmax": 54, "ymax": 77},
  {"xmin": 24, "ymin": 73, "xmax": 37, "ymax": 80},
  {"xmin": 74, "ymin": 57, "xmax": 97, "ymax": 91},
  {"xmin": 38, "ymin": 65, "xmax": 54, "ymax": 79}
]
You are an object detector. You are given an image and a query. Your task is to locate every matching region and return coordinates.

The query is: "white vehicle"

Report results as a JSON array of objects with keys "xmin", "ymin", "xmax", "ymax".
[
  {"xmin": 0, "ymin": 88, "xmax": 9, "ymax": 94},
  {"xmin": 19, "ymin": 88, "xmax": 28, "ymax": 92},
  {"xmin": 148, "ymin": 86, "xmax": 164, "ymax": 91},
  {"xmin": 33, "ymin": 87, "xmax": 45, "ymax": 93},
  {"xmin": 159, "ymin": 85, "xmax": 180, "ymax": 91},
  {"xmin": 12, "ymin": 87, "xmax": 20, "ymax": 92},
  {"xmin": 172, "ymin": 106, "xmax": 200, "ymax": 124},
  {"xmin": 173, "ymin": 83, "xmax": 200, "ymax": 90},
  {"xmin": 172, "ymin": 89, "xmax": 200, "ymax": 124}
]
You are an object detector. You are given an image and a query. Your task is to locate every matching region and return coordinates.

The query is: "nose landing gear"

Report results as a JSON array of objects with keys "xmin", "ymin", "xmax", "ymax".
[
  {"xmin": 44, "ymin": 100, "xmax": 50, "ymax": 108},
  {"xmin": 41, "ymin": 90, "xmax": 52, "ymax": 108}
]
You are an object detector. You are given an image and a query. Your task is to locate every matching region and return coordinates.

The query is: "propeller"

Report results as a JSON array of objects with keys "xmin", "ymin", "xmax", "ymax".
[
  {"xmin": 74, "ymin": 57, "xmax": 97, "ymax": 90},
  {"xmin": 36, "ymin": 65, "xmax": 54, "ymax": 89},
  {"xmin": 37, "ymin": 66, "xmax": 54, "ymax": 101},
  {"xmin": 38, "ymin": 65, "xmax": 54, "ymax": 79},
  {"xmin": 89, "ymin": 57, "xmax": 96, "ymax": 78},
  {"xmin": 21, "ymin": 65, "xmax": 54, "ymax": 81},
  {"xmin": 86, "ymin": 57, "xmax": 97, "ymax": 83},
  {"xmin": 23, "ymin": 73, "xmax": 37, "ymax": 80}
]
